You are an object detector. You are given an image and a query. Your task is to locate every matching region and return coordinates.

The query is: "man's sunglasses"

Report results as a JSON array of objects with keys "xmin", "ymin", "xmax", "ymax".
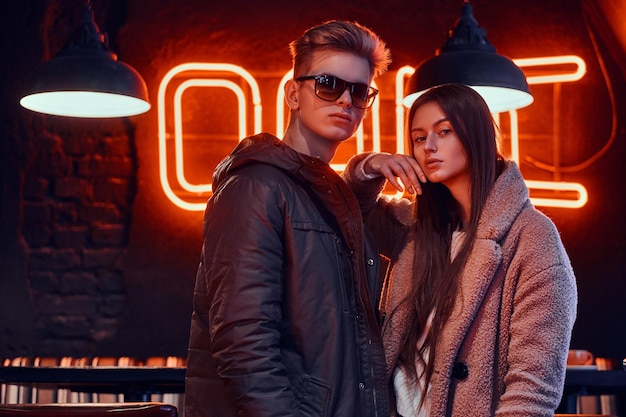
[{"xmin": 295, "ymin": 74, "xmax": 378, "ymax": 109}]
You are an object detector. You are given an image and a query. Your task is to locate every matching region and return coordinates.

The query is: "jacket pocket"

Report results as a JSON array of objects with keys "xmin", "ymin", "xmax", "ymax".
[
  {"xmin": 296, "ymin": 374, "xmax": 330, "ymax": 417},
  {"xmin": 292, "ymin": 221, "xmax": 352, "ymax": 312}
]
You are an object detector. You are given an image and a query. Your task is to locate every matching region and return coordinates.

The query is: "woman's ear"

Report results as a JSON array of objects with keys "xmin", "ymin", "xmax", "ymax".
[{"xmin": 284, "ymin": 79, "xmax": 299, "ymax": 110}]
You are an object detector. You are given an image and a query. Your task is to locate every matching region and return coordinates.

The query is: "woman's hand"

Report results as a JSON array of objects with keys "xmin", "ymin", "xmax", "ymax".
[{"xmin": 362, "ymin": 153, "xmax": 426, "ymax": 195}]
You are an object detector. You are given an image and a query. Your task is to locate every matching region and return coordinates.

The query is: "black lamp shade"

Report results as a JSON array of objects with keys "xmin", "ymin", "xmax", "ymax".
[
  {"xmin": 404, "ymin": 2, "xmax": 533, "ymax": 113},
  {"xmin": 19, "ymin": 2, "xmax": 150, "ymax": 118}
]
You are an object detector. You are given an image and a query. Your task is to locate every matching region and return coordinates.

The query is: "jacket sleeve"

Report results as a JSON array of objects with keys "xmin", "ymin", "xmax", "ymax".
[
  {"xmin": 496, "ymin": 214, "xmax": 578, "ymax": 416},
  {"xmin": 201, "ymin": 172, "xmax": 299, "ymax": 416},
  {"xmin": 342, "ymin": 153, "xmax": 387, "ymax": 213},
  {"xmin": 343, "ymin": 153, "xmax": 415, "ymax": 262}
]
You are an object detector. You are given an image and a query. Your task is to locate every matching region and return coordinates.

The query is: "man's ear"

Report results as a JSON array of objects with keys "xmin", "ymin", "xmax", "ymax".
[{"xmin": 284, "ymin": 79, "xmax": 299, "ymax": 110}]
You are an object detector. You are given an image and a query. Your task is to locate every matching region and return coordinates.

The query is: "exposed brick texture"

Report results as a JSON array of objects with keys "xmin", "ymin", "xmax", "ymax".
[{"xmin": 18, "ymin": 115, "xmax": 135, "ymax": 356}]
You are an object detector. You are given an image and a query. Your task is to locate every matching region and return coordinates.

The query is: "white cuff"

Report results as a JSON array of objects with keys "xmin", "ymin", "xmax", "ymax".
[{"xmin": 358, "ymin": 153, "xmax": 382, "ymax": 180}]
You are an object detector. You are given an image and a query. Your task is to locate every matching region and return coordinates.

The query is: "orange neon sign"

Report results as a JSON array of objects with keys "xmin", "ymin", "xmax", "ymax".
[
  {"xmin": 158, "ymin": 56, "xmax": 588, "ymax": 211},
  {"xmin": 158, "ymin": 63, "xmax": 262, "ymax": 210}
]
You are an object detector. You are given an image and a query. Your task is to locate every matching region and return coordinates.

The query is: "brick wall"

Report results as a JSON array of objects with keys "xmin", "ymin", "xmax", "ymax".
[{"xmin": 20, "ymin": 118, "xmax": 136, "ymax": 356}]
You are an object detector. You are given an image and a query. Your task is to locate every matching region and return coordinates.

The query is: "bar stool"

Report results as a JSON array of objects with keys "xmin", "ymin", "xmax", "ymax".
[{"xmin": 0, "ymin": 402, "xmax": 177, "ymax": 417}]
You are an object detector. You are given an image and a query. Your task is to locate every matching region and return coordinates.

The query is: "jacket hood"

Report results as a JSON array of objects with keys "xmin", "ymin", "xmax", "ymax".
[{"xmin": 212, "ymin": 133, "xmax": 321, "ymax": 191}]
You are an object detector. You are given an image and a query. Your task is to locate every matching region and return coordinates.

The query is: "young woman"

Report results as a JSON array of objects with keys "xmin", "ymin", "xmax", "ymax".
[{"xmin": 343, "ymin": 83, "xmax": 577, "ymax": 416}]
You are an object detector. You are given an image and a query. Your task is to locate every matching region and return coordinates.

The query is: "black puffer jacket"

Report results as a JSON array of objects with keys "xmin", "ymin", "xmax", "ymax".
[{"xmin": 185, "ymin": 133, "xmax": 390, "ymax": 417}]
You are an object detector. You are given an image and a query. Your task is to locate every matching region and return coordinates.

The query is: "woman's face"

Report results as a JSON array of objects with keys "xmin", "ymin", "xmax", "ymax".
[{"xmin": 410, "ymin": 101, "xmax": 470, "ymax": 191}]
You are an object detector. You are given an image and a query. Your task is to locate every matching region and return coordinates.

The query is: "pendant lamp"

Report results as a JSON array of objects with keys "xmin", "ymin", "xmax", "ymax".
[
  {"xmin": 404, "ymin": 1, "xmax": 533, "ymax": 113},
  {"xmin": 19, "ymin": 0, "xmax": 150, "ymax": 118}
]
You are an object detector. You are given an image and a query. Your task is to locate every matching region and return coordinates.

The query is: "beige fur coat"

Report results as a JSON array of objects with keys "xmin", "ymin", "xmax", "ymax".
[{"xmin": 344, "ymin": 158, "xmax": 578, "ymax": 417}]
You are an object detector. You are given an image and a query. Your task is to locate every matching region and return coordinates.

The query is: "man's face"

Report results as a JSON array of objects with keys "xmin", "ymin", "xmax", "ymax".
[{"xmin": 294, "ymin": 50, "xmax": 372, "ymax": 145}]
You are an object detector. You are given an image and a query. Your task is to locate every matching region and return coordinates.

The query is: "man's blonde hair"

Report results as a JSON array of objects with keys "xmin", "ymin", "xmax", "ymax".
[{"xmin": 289, "ymin": 20, "xmax": 392, "ymax": 79}]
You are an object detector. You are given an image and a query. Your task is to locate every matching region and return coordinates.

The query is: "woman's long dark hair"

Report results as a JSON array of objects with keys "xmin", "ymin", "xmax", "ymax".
[{"xmin": 400, "ymin": 84, "xmax": 505, "ymax": 399}]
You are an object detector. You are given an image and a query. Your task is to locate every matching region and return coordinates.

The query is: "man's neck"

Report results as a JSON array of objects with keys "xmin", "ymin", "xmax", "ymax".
[{"xmin": 282, "ymin": 129, "xmax": 338, "ymax": 164}]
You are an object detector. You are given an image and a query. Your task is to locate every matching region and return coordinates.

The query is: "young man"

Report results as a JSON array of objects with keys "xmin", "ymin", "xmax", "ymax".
[{"xmin": 184, "ymin": 20, "xmax": 392, "ymax": 417}]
